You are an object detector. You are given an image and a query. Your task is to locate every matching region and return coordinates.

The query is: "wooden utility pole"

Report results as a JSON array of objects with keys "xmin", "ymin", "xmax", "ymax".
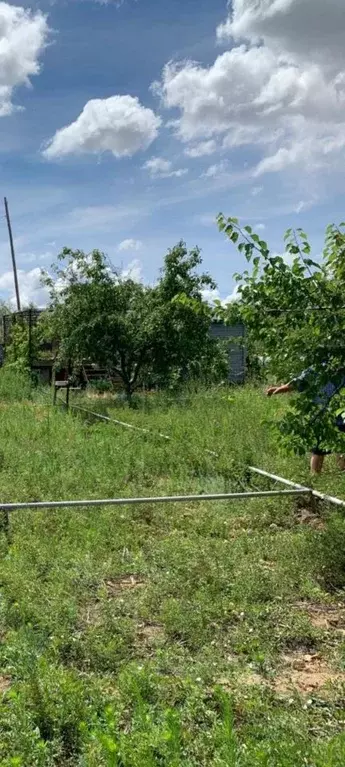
[{"xmin": 4, "ymin": 197, "xmax": 21, "ymax": 311}]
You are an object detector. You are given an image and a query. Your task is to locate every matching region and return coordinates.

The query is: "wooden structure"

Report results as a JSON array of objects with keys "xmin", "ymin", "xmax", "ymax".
[{"xmin": 1, "ymin": 311, "xmax": 247, "ymax": 385}]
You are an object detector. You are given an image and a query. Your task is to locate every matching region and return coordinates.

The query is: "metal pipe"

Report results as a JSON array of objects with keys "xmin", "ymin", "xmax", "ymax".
[
  {"xmin": 249, "ymin": 465, "xmax": 345, "ymax": 510},
  {"xmin": 249, "ymin": 466, "xmax": 308, "ymax": 490},
  {"xmin": 0, "ymin": 488, "xmax": 309, "ymax": 513},
  {"xmin": 309, "ymin": 489, "xmax": 345, "ymax": 508}
]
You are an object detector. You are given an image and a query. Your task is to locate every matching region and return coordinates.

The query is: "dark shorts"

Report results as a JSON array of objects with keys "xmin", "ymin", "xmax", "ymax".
[{"xmin": 312, "ymin": 417, "xmax": 345, "ymax": 456}]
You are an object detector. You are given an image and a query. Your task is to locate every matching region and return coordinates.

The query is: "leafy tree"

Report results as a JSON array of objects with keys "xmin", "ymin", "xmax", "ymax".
[
  {"xmin": 217, "ymin": 214, "xmax": 345, "ymax": 454},
  {"xmin": 43, "ymin": 243, "xmax": 223, "ymax": 400},
  {"xmin": 3, "ymin": 312, "xmax": 43, "ymax": 375}
]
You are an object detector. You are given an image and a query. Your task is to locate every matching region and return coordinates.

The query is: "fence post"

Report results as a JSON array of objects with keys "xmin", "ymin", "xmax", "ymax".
[{"xmin": 66, "ymin": 382, "xmax": 70, "ymax": 410}]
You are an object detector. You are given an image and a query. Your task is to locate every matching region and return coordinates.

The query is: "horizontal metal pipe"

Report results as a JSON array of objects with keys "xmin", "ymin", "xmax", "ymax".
[{"xmin": 0, "ymin": 488, "xmax": 309, "ymax": 513}]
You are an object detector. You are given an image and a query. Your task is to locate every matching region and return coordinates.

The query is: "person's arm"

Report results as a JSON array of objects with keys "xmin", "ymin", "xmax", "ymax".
[{"xmin": 266, "ymin": 383, "xmax": 294, "ymax": 397}]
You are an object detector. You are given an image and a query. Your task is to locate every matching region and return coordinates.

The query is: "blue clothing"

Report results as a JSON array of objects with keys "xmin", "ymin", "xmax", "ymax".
[
  {"xmin": 292, "ymin": 367, "xmax": 345, "ymax": 409},
  {"xmin": 291, "ymin": 367, "xmax": 345, "ymax": 454}
]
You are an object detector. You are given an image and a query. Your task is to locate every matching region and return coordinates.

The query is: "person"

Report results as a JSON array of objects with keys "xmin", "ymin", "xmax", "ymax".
[{"xmin": 267, "ymin": 367, "xmax": 345, "ymax": 474}]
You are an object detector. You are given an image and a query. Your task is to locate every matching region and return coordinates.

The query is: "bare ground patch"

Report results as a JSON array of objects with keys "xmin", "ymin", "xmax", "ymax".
[
  {"xmin": 294, "ymin": 507, "xmax": 325, "ymax": 530},
  {"xmin": 294, "ymin": 601, "xmax": 345, "ymax": 634},
  {"xmin": 0, "ymin": 676, "xmax": 11, "ymax": 695},
  {"xmin": 274, "ymin": 652, "xmax": 345, "ymax": 695},
  {"xmin": 104, "ymin": 575, "xmax": 146, "ymax": 597}
]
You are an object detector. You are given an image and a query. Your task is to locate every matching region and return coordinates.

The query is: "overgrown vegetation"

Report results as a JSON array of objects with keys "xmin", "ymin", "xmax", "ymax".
[
  {"xmin": 41, "ymin": 242, "xmax": 226, "ymax": 400},
  {"xmin": 217, "ymin": 216, "xmax": 345, "ymax": 455},
  {"xmin": 1, "ymin": 371, "xmax": 345, "ymax": 765}
]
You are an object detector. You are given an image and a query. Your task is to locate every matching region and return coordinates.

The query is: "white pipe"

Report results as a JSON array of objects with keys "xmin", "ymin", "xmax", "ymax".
[
  {"xmin": 249, "ymin": 465, "xmax": 345, "ymax": 510},
  {"xmin": 310, "ymin": 489, "xmax": 345, "ymax": 508},
  {"xmin": 0, "ymin": 488, "xmax": 309, "ymax": 513},
  {"xmin": 249, "ymin": 466, "xmax": 308, "ymax": 490}
]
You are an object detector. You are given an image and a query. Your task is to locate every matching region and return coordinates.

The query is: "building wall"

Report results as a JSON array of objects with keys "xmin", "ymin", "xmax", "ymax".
[{"xmin": 210, "ymin": 322, "xmax": 246, "ymax": 383}]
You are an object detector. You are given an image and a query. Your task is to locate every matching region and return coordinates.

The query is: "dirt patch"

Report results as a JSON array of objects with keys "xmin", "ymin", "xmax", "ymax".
[
  {"xmin": 295, "ymin": 508, "xmax": 325, "ymax": 530},
  {"xmin": 105, "ymin": 575, "xmax": 146, "ymax": 597},
  {"xmin": 0, "ymin": 676, "xmax": 11, "ymax": 695},
  {"xmin": 295, "ymin": 602, "xmax": 345, "ymax": 633},
  {"xmin": 274, "ymin": 652, "xmax": 345, "ymax": 694},
  {"xmin": 80, "ymin": 602, "xmax": 103, "ymax": 627}
]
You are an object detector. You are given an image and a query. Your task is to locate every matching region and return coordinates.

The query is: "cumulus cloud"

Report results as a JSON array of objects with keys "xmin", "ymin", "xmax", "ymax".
[
  {"xmin": 120, "ymin": 259, "xmax": 142, "ymax": 282},
  {"xmin": 43, "ymin": 95, "xmax": 161, "ymax": 159},
  {"xmin": 202, "ymin": 285, "xmax": 240, "ymax": 306},
  {"xmin": 217, "ymin": 0, "xmax": 344, "ymax": 66},
  {"xmin": 184, "ymin": 140, "xmax": 217, "ymax": 158},
  {"xmin": 0, "ymin": 267, "xmax": 50, "ymax": 308},
  {"xmin": 156, "ymin": 0, "xmax": 345, "ymax": 177},
  {"xmin": 0, "ymin": 2, "xmax": 48, "ymax": 116},
  {"xmin": 202, "ymin": 162, "xmax": 227, "ymax": 178},
  {"xmin": 142, "ymin": 156, "xmax": 188, "ymax": 178},
  {"xmin": 117, "ymin": 238, "xmax": 143, "ymax": 252}
]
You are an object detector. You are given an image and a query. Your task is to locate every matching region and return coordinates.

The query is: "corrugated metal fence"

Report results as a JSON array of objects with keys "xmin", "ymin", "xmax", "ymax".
[{"xmin": 210, "ymin": 322, "xmax": 246, "ymax": 383}]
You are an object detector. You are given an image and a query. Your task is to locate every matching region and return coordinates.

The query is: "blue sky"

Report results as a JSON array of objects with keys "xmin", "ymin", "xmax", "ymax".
[{"xmin": 0, "ymin": 0, "xmax": 344, "ymax": 306}]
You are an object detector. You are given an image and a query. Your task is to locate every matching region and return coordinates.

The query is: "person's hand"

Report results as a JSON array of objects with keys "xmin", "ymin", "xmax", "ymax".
[{"xmin": 266, "ymin": 386, "xmax": 277, "ymax": 397}]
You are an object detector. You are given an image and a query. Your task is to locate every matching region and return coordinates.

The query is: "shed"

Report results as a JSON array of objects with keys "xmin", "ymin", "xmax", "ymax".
[{"xmin": 210, "ymin": 321, "xmax": 246, "ymax": 383}]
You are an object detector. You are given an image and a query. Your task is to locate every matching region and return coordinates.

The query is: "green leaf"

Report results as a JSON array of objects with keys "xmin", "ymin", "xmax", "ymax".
[{"xmin": 244, "ymin": 225, "xmax": 253, "ymax": 235}]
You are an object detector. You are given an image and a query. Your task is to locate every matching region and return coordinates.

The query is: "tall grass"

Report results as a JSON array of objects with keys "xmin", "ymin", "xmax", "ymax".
[
  {"xmin": 0, "ymin": 367, "xmax": 35, "ymax": 402},
  {"xmin": 1, "ymin": 377, "xmax": 345, "ymax": 765}
]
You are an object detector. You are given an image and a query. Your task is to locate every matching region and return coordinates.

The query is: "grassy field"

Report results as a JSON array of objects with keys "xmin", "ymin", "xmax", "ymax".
[{"xmin": 1, "ymin": 372, "xmax": 345, "ymax": 765}]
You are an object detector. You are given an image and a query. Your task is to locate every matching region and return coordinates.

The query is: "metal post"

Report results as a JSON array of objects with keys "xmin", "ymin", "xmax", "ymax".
[
  {"xmin": 66, "ymin": 382, "xmax": 70, "ymax": 410},
  {"xmin": 28, "ymin": 308, "xmax": 32, "ymax": 370},
  {"xmin": 4, "ymin": 197, "xmax": 21, "ymax": 311}
]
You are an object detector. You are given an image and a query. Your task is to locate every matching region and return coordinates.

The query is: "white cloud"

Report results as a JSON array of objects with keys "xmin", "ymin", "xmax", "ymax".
[
  {"xmin": 120, "ymin": 259, "xmax": 142, "ymax": 282},
  {"xmin": 256, "ymin": 223, "xmax": 266, "ymax": 231},
  {"xmin": 217, "ymin": 0, "xmax": 344, "ymax": 66},
  {"xmin": 43, "ymin": 95, "xmax": 161, "ymax": 159},
  {"xmin": 202, "ymin": 285, "xmax": 240, "ymax": 306},
  {"xmin": 0, "ymin": 267, "xmax": 49, "ymax": 308},
  {"xmin": 142, "ymin": 156, "xmax": 188, "ymax": 178},
  {"xmin": 0, "ymin": 2, "xmax": 49, "ymax": 116},
  {"xmin": 117, "ymin": 238, "xmax": 142, "ymax": 252},
  {"xmin": 184, "ymin": 140, "xmax": 217, "ymax": 158},
  {"xmin": 156, "ymin": 0, "xmax": 345, "ymax": 177},
  {"xmin": 202, "ymin": 162, "xmax": 227, "ymax": 178}
]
